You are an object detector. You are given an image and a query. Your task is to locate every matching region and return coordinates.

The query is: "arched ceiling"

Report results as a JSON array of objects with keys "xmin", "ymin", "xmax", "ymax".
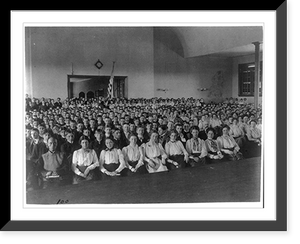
[{"xmin": 154, "ymin": 26, "xmax": 263, "ymax": 58}]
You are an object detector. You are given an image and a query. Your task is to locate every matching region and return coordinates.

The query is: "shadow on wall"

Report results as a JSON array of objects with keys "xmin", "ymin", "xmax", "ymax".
[
  {"xmin": 208, "ymin": 70, "xmax": 225, "ymax": 103},
  {"xmin": 153, "ymin": 27, "xmax": 185, "ymax": 58}
]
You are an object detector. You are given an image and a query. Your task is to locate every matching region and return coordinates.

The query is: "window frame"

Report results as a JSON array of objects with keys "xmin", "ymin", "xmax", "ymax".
[{"xmin": 238, "ymin": 61, "xmax": 263, "ymax": 97}]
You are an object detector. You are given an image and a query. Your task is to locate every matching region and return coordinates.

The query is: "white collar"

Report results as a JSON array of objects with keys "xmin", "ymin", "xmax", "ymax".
[
  {"xmin": 128, "ymin": 144, "xmax": 138, "ymax": 149},
  {"xmin": 33, "ymin": 138, "xmax": 40, "ymax": 144}
]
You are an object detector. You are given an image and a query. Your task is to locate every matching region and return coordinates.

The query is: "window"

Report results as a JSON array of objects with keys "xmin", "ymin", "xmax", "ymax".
[{"xmin": 238, "ymin": 62, "xmax": 262, "ymax": 96}]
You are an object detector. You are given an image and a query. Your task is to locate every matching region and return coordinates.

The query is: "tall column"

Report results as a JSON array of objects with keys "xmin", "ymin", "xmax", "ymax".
[{"xmin": 253, "ymin": 42, "xmax": 261, "ymax": 109}]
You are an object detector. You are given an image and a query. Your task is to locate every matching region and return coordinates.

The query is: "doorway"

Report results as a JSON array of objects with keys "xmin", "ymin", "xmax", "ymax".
[
  {"xmin": 79, "ymin": 92, "xmax": 85, "ymax": 99},
  {"xmin": 87, "ymin": 91, "xmax": 94, "ymax": 99},
  {"xmin": 67, "ymin": 74, "xmax": 127, "ymax": 99}
]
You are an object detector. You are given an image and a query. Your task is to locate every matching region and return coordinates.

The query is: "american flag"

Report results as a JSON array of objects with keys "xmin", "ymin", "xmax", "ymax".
[{"xmin": 107, "ymin": 61, "xmax": 115, "ymax": 99}]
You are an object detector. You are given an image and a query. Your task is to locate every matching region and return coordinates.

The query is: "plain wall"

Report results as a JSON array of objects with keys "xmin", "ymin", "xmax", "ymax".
[
  {"xmin": 26, "ymin": 27, "xmax": 262, "ymax": 102},
  {"xmin": 231, "ymin": 53, "xmax": 263, "ymax": 104},
  {"xmin": 153, "ymin": 29, "xmax": 233, "ymax": 102},
  {"xmin": 25, "ymin": 27, "xmax": 155, "ymax": 99}
]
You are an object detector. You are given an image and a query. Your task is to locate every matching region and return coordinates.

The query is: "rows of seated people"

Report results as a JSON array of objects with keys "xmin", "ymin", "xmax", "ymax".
[{"xmin": 25, "ymin": 96, "xmax": 262, "ymax": 191}]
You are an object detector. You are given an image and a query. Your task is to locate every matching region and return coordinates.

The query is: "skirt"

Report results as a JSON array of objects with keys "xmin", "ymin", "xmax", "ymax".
[
  {"xmin": 188, "ymin": 153, "xmax": 206, "ymax": 167},
  {"xmin": 222, "ymin": 147, "xmax": 243, "ymax": 161},
  {"xmin": 102, "ymin": 162, "xmax": 129, "ymax": 178},
  {"xmin": 243, "ymin": 141, "xmax": 262, "ymax": 158},
  {"xmin": 128, "ymin": 160, "xmax": 148, "ymax": 175},
  {"xmin": 234, "ymin": 136, "xmax": 246, "ymax": 146},
  {"xmin": 103, "ymin": 163, "xmax": 120, "ymax": 172},
  {"xmin": 168, "ymin": 154, "xmax": 186, "ymax": 169},
  {"xmin": 72, "ymin": 170, "xmax": 97, "ymax": 184}
]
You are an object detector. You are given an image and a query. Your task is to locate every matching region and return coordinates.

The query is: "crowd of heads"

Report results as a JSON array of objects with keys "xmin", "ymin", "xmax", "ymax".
[
  {"xmin": 25, "ymin": 95, "xmax": 262, "ymax": 146},
  {"xmin": 25, "ymin": 94, "xmax": 263, "ymax": 192}
]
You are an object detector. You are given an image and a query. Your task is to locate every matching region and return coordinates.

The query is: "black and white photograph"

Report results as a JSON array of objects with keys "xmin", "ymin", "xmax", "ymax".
[
  {"xmin": 24, "ymin": 25, "xmax": 263, "ymax": 205},
  {"xmin": 7, "ymin": 7, "xmax": 288, "ymax": 233}
]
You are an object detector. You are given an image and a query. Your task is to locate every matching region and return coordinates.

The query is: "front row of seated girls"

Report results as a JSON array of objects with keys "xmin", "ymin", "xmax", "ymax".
[{"xmin": 37, "ymin": 125, "xmax": 249, "ymax": 188}]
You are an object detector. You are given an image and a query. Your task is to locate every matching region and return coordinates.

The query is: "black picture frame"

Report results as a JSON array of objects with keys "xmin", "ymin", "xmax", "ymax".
[{"xmin": 6, "ymin": 4, "xmax": 288, "ymax": 232}]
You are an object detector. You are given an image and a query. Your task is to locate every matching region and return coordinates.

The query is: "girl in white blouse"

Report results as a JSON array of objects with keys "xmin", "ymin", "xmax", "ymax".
[
  {"xmin": 229, "ymin": 118, "xmax": 246, "ymax": 148},
  {"xmin": 244, "ymin": 120, "xmax": 262, "ymax": 158},
  {"xmin": 143, "ymin": 131, "xmax": 168, "ymax": 173},
  {"xmin": 217, "ymin": 125, "xmax": 243, "ymax": 161},
  {"xmin": 185, "ymin": 126, "xmax": 207, "ymax": 167},
  {"xmin": 72, "ymin": 136, "xmax": 99, "ymax": 184},
  {"xmin": 99, "ymin": 138, "xmax": 127, "ymax": 177},
  {"xmin": 122, "ymin": 134, "xmax": 148, "ymax": 175},
  {"xmin": 256, "ymin": 117, "xmax": 262, "ymax": 132},
  {"xmin": 164, "ymin": 130, "xmax": 189, "ymax": 169},
  {"xmin": 204, "ymin": 128, "xmax": 224, "ymax": 163},
  {"xmin": 246, "ymin": 120, "xmax": 262, "ymax": 144},
  {"xmin": 209, "ymin": 114, "xmax": 222, "ymax": 128},
  {"xmin": 198, "ymin": 116, "xmax": 208, "ymax": 131}
]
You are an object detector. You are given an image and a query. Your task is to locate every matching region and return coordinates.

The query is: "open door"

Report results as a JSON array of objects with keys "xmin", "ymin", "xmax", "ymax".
[
  {"xmin": 67, "ymin": 75, "xmax": 127, "ymax": 99},
  {"xmin": 87, "ymin": 91, "xmax": 94, "ymax": 99}
]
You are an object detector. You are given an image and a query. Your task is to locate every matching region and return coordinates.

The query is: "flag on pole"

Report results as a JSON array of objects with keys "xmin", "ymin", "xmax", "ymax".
[{"xmin": 107, "ymin": 61, "xmax": 115, "ymax": 99}]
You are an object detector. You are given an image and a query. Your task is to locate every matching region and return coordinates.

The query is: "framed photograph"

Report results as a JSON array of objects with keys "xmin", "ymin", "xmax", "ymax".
[{"xmin": 6, "ymin": 4, "xmax": 289, "ymax": 231}]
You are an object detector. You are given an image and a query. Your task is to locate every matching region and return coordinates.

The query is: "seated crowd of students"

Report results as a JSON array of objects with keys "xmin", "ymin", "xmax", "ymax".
[{"xmin": 25, "ymin": 95, "xmax": 262, "ymax": 191}]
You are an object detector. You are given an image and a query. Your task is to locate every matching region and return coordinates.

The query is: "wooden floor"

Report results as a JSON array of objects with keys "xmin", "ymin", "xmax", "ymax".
[{"xmin": 26, "ymin": 157, "xmax": 261, "ymax": 204}]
